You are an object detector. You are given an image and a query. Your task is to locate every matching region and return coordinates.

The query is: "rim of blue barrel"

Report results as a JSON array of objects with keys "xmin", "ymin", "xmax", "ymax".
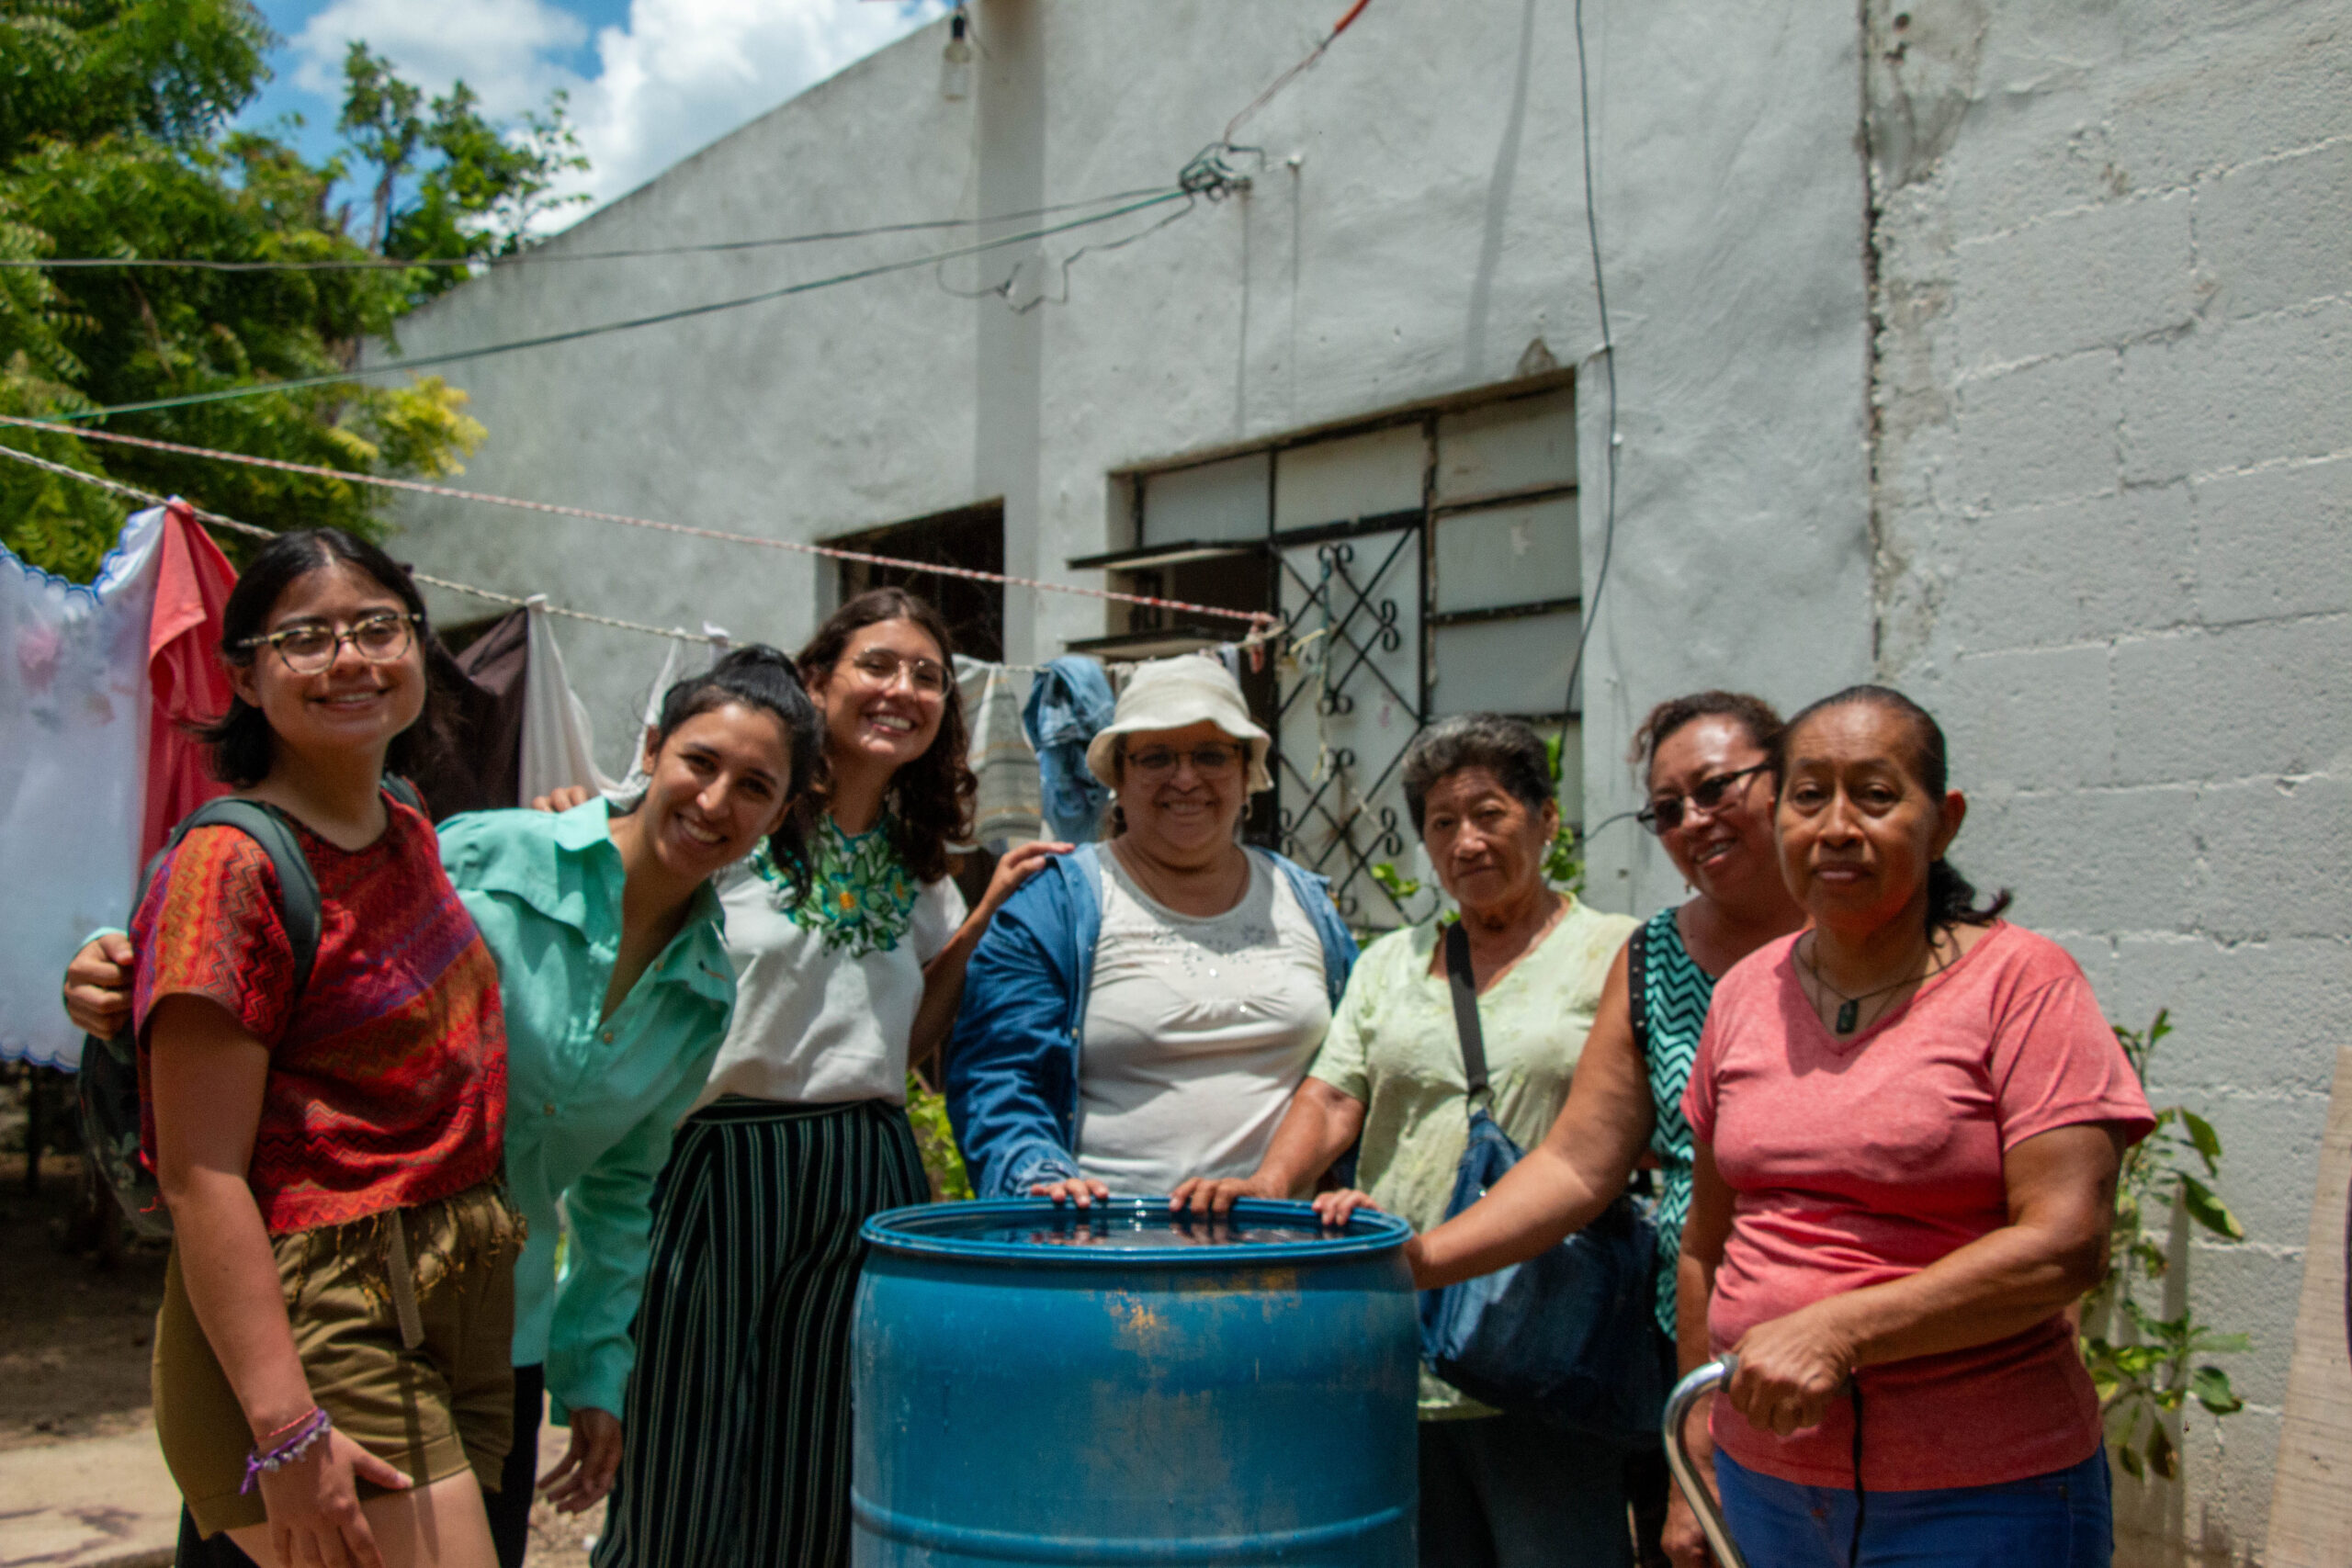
[{"xmin": 861, "ymin": 1197, "xmax": 1413, "ymax": 1266}]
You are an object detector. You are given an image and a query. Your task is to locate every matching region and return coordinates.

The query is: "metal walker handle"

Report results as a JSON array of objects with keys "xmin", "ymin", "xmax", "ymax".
[{"xmin": 1662, "ymin": 1356, "xmax": 1746, "ymax": 1568}]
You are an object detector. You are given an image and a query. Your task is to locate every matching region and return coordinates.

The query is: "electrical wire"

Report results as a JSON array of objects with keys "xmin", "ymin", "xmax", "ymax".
[
  {"xmin": 0, "ymin": 415, "xmax": 1282, "ymax": 630},
  {"xmin": 53, "ymin": 189, "xmax": 1192, "ymax": 423},
  {"xmin": 0, "ymin": 186, "xmax": 1176, "ymax": 272},
  {"xmin": 1222, "ymin": 0, "xmax": 1374, "ymax": 143},
  {"xmin": 1562, "ymin": 0, "xmax": 1619, "ymax": 727}
]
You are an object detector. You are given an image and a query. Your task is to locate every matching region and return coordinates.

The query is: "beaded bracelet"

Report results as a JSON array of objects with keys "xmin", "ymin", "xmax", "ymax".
[{"xmin": 241, "ymin": 1406, "xmax": 333, "ymax": 1494}]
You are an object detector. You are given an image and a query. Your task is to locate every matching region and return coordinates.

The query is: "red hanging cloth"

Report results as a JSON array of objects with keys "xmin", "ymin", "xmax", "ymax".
[{"xmin": 141, "ymin": 501, "xmax": 237, "ymax": 863}]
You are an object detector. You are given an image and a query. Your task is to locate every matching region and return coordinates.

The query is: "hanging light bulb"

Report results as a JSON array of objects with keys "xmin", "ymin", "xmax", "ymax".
[{"xmin": 941, "ymin": 10, "xmax": 973, "ymax": 101}]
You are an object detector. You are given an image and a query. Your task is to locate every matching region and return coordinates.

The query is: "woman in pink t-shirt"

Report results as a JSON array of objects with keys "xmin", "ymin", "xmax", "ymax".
[{"xmin": 1672, "ymin": 686, "xmax": 2153, "ymax": 1568}]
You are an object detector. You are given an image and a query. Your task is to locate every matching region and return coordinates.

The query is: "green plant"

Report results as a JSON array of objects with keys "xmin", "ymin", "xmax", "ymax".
[
  {"xmin": 904, "ymin": 1071, "xmax": 972, "ymax": 1201},
  {"xmin": 2081, "ymin": 1010, "xmax": 2248, "ymax": 1481}
]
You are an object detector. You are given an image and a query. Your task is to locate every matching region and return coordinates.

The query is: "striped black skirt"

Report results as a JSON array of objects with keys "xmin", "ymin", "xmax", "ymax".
[{"xmin": 591, "ymin": 1097, "xmax": 927, "ymax": 1568}]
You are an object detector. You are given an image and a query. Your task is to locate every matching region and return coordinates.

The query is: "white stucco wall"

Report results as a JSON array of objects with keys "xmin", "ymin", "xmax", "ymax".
[
  {"xmin": 375, "ymin": 0, "xmax": 1874, "ymax": 851},
  {"xmin": 1865, "ymin": 3, "xmax": 2352, "ymax": 1560}
]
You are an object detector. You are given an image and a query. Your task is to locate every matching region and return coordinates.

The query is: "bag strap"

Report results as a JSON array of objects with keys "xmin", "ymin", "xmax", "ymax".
[
  {"xmin": 1626, "ymin": 919, "xmax": 1652, "ymax": 1066},
  {"xmin": 382, "ymin": 773, "xmax": 425, "ymax": 815},
  {"xmin": 1443, "ymin": 919, "xmax": 1490, "ymax": 1103},
  {"xmin": 165, "ymin": 799, "xmax": 325, "ymax": 998}
]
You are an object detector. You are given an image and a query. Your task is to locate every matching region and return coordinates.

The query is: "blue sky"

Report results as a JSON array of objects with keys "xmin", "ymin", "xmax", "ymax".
[{"xmin": 232, "ymin": 0, "xmax": 944, "ymax": 220}]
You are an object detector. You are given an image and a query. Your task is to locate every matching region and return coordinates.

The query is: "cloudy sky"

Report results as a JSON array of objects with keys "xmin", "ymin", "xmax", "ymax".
[{"xmin": 236, "ymin": 0, "xmax": 946, "ymax": 218}]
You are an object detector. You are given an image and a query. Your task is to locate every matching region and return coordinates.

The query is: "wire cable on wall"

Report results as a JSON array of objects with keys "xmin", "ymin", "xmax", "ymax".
[
  {"xmin": 1562, "ymin": 0, "xmax": 1620, "ymax": 740},
  {"xmin": 1222, "ymin": 0, "xmax": 1374, "ymax": 143},
  {"xmin": 0, "ymin": 186, "xmax": 1177, "ymax": 272},
  {"xmin": 0, "ymin": 416, "xmax": 1281, "ymax": 632},
  {"xmin": 54, "ymin": 189, "xmax": 1192, "ymax": 423}
]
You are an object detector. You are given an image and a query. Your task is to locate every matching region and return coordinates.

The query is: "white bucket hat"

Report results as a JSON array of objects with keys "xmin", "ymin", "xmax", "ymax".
[{"xmin": 1085, "ymin": 656, "xmax": 1275, "ymax": 794}]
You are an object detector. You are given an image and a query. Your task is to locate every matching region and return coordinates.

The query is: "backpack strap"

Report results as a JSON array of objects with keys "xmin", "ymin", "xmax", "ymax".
[
  {"xmin": 382, "ymin": 774, "xmax": 425, "ymax": 816},
  {"xmin": 1442, "ymin": 919, "xmax": 1490, "ymax": 1105},
  {"xmin": 165, "ymin": 800, "xmax": 325, "ymax": 998}
]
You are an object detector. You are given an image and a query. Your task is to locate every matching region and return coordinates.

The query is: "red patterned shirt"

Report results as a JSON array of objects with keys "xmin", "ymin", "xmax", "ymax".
[{"xmin": 132, "ymin": 794, "xmax": 505, "ymax": 1234}]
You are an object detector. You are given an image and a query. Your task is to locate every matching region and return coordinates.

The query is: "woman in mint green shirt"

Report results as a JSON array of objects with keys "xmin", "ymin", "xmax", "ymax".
[
  {"xmin": 438, "ymin": 646, "xmax": 822, "ymax": 1566},
  {"xmin": 65, "ymin": 645, "xmax": 824, "ymax": 1568}
]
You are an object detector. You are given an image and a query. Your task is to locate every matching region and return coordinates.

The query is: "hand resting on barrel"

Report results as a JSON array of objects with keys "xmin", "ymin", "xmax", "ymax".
[{"xmin": 1031, "ymin": 1175, "xmax": 1113, "ymax": 1208}]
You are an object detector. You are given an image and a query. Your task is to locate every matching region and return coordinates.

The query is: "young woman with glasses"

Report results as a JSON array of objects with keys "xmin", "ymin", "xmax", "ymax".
[
  {"xmin": 120, "ymin": 529, "xmax": 514, "ymax": 1568},
  {"xmin": 947, "ymin": 656, "xmax": 1358, "ymax": 1205}
]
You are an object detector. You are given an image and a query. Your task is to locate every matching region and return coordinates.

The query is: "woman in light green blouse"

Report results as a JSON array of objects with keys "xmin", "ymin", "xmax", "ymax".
[
  {"xmin": 1174, "ymin": 714, "xmax": 1636, "ymax": 1568},
  {"xmin": 67, "ymin": 645, "xmax": 825, "ymax": 1568}
]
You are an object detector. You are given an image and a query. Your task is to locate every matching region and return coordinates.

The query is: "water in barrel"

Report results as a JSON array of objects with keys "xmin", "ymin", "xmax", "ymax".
[{"xmin": 852, "ymin": 1197, "xmax": 1419, "ymax": 1566}]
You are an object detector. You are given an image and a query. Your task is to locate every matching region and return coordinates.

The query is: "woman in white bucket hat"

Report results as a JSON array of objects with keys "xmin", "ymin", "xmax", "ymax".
[{"xmin": 945, "ymin": 656, "xmax": 1358, "ymax": 1201}]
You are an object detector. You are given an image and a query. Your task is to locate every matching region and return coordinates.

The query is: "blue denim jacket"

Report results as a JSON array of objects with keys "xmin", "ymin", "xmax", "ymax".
[
  {"xmin": 1021, "ymin": 656, "xmax": 1115, "ymax": 843},
  {"xmin": 944, "ymin": 842, "xmax": 1359, "ymax": 1198}
]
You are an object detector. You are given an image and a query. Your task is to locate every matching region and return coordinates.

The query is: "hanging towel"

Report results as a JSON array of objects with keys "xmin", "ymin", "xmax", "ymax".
[
  {"xmin": 141, "ymin": 501, "xmax": 236, "ymax": 863},
  {"xmin": 519, "ymin": 597, "xmax": 619, "ymax": 804},
  {"xmin": 1022, "ymin": 654, "xmax": 1114, "ymax": 844},
  {"xmin": 407, "ymin": 606, "xmax": 530, "ymax": 818},
  {"xmin": 955, "ymin": 655, "xmax": 1043, "ymax": 847},
  {"xmin": 1, "ymin": 505, "xmax": 170, "ymax": 1068}
]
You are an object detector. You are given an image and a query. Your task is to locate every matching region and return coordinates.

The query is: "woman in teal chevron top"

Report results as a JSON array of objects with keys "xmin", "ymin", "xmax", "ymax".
[{"xmin": 1407, "ymin": 691, "xmax": 1805, "ymax": 1336}]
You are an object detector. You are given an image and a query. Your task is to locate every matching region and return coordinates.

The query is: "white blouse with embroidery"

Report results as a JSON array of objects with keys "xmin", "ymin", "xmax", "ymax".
[{"xmin": 695, "ymin": 818, "xmax": 965, "ymax": 1110}]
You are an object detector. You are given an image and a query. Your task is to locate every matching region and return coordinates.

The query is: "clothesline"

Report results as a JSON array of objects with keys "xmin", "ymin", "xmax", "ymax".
[
  {"xmin": 0, "ymin": 441, "xmax": 708, "ymax": 642},
  {"xmin": 0, "ymin": 417, "xmax": 1281, "ymax": 631}
]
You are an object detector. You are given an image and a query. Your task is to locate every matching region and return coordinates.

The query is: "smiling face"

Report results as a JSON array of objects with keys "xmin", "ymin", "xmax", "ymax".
[
  {"xmin": 1112, "ymin": 719, "xmax": 1250, "ymax": 866},
  {"xmin": 228, "ymin": 560, "xmax": 425, "ymax": 772},
  {"xmin": 633, "ymin": 701, "xmax": 796, "ymax": 884},
  {"xmin": 1775, "ymin": 701, "xmax": 1966, "ymax": 938},
  {"xmin": 808, "ymin": 616, "xmax": 948, "ymax": 776},
  {"xmin": 1419, "ymin": 765, "xmax": 1556, "ymax": 918},
  {"xmin": 1647, "ymin": 714, "xmax": 1778, "ymax": 908}
]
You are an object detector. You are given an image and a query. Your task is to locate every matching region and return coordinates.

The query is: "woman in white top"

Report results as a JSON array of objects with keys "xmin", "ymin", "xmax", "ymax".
[
  {"xmin": 946, "ymin": 657, "xmax": 1359, "ymax": 1203},
  {"xmin": 590, "ymin": 589, "xmax": 1060, "ymax": 1568}
]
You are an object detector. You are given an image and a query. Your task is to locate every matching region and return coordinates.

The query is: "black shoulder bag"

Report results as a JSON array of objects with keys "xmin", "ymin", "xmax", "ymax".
[{"xmin": 1417, "ymin": 919, "xmax": 1668, "ymax": 1442}]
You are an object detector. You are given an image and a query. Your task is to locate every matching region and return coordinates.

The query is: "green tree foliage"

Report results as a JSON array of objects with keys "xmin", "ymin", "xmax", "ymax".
[{"xmin": 0, "ymin": 1, "xmax": 585, "ymax": 578}]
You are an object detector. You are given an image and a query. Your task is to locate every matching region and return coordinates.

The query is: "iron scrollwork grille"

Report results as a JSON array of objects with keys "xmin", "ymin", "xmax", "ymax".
[{"xmin": 1272, "ymin": 528, "xmax": 1424, "ymax": 926}]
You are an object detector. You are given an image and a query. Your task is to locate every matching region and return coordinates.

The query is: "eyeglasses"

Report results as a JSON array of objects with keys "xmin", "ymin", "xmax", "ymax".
[
  {"xmin": 847, "ymin": 648, "xmax": 950, "ymax": 696},
  {"xmin": 1126, "ymin": 743, "xmax": 1244, "ymax": 778},
  {"xmin": 238, "ymin": 612, "xmax": 420, "ymax": 675},
  {"xmin": 1637, "ymin": 762, "xmax": 1770, "ymax": 835}
]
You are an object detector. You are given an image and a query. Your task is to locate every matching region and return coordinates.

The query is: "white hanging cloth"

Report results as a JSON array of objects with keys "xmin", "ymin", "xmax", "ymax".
[
  {"xmin": 518, "ymin": 596, "xmax": 619, "ymax": 804},
  {"xmin": 607, "ymin": 627, "xmax": 705, "ymax": 802},
  {"xmin": 1, "ymin": 506, "xmax": 170, "ymax": 1068},
  {"xmin": 955, "ymin": 655, "xmax": 1044, "ymax": 848}
]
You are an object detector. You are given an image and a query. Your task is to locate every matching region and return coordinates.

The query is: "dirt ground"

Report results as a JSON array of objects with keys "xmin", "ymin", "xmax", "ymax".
[{"xmin": 0, "ymin": 1151, "xmax": 167, "ymax": 1453}]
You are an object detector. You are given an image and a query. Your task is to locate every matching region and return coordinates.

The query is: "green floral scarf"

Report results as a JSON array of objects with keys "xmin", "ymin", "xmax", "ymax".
[{"xmin": 752, "ymin": 814, "xmax": 920, "ymax": 958}]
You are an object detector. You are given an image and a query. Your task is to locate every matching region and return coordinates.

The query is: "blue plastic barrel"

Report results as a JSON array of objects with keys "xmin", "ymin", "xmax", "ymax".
[{"xmin": 852, "ymin": 1197, "xmax": 1419, "ymax": 1566}]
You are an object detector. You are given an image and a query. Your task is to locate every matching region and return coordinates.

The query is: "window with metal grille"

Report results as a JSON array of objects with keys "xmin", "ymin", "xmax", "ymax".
[{"xmin": 1075, "ymin": 378, "xmax": 1581, "ymax": 929}]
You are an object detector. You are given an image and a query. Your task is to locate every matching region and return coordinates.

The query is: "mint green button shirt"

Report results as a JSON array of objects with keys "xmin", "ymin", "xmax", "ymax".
[{"xmin": 436, "ymin": 798, "xmax": 736, "ymax": 1419}]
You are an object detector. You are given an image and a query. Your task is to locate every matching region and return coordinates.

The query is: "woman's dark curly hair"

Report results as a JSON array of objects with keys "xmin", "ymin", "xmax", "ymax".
[
  {"xmin": 200, "ymin": 528, "xmax": 455, "ymax": 790},
  {"xmin": 628, "ymin": 644, "xmax": 827, "ymax": 902},
  {"xmin": 1773, "ymin": 683, "xmax": 2011, "ymax": 934},
  {"xmin": 1628, "ymin": 690, "xmax": 1783, "ymax": 783},
  {"xmin": 797, "ymin": 588, "xmax": 975, "ymax": 885}
]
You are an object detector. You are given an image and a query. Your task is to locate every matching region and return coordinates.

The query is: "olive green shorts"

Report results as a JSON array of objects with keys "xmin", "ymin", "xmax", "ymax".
[{"xmin": 153, "ymin": 1181, "xmax": 522, "ymax": 1538}]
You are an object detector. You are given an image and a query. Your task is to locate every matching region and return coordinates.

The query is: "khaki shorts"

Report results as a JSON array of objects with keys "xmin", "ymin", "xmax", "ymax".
[{"xmin": 153, "ymin": 1181, "xmax": 523, "ymax": 1538}]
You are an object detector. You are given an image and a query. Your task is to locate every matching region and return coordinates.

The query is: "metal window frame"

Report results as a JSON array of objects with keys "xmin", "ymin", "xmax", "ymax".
[{"xmin": 1108, "ymin": 381, "xmax": 1582, "ymax": 927}]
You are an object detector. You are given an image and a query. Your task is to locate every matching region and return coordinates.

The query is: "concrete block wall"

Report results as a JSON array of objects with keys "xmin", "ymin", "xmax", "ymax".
[{"xmin": 1865, "ymin": 2, "xmax": 2352, "ymax": 1559}]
